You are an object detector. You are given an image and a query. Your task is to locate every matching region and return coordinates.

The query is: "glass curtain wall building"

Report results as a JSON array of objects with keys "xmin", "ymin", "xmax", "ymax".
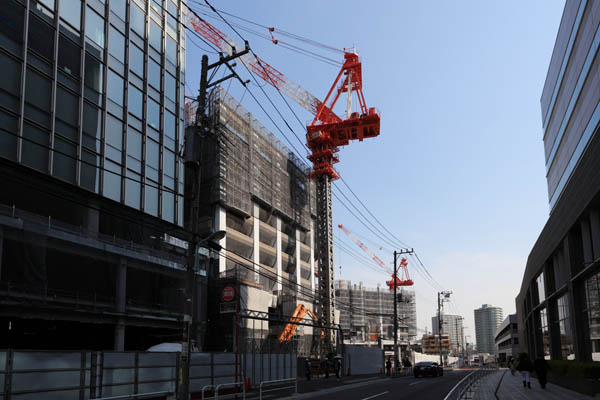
[
  {"xmin": 0, "ymin": 0, "xmax": 185, "ymax": 222},
  {"xmin": 517, "ymin": 0, "xmax": 600, "ymax": 362},
  {"xmin": 0, "ymin": 0, "xmax": 190, "ymax": 351}
]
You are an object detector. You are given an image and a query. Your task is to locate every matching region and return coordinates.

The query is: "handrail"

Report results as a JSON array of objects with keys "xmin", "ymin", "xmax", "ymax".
[
  {"xmin": 259, "ymin": 378, "xmax": 297, "ymax": 400},
  {"xmin": 201, "ymin": 384, "xmax": 216, "ymax": 400},
  {"xmin": 215, "ymin": 381, "xmax": 245, "ymax": 400},
  {"xmin": 443, "ymin": 368, "xmax": 497, "ymax": 400}
]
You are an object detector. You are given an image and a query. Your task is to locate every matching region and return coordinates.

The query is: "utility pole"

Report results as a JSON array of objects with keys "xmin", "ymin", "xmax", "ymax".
[
  {"xmin": 178, "ymin": 45, "xmax": 249, "ymax": 400},
  {"xmin": 437, "ymin": 291, "xmax": 452, "ymax": 368},
  {"xmin": 393, "ymin": 248, "xmax": 413, "ymax": 373}
]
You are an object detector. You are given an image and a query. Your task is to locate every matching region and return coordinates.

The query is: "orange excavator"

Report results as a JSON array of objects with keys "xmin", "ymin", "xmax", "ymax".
[{"xmin": 278, "ymin": 304, "xmax": 324, "ymax": 343}]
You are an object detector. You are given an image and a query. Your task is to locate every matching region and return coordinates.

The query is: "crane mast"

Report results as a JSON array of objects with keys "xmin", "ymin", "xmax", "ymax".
[{"xmin": 187, "ymin": 12, "xmax": 381, "ymax": 354}]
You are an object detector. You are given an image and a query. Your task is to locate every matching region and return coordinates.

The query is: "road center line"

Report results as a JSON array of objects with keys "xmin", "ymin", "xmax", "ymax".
[
  {"xmin": 361, "ymin": 391, "xmax": 389, "ymax": 400},
  {"xmin": 409, "ymin": 381, "xmax": 424, "ymax": 386}
]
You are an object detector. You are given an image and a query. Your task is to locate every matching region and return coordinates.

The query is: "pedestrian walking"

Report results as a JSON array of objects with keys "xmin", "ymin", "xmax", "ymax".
[
  {"xmin": 305, "ymin": 358, "xmax": 312, "ymax": 381},
  {"xmin": 334, "ymin": 357, "xmax": 342, "ymax": 380},
  {"xmin": 509, "ymin": 358, "xmax": 516, "ymax": 376},
  {"xmin": 534, "ymin": 356, "xmax": 551, "ymax": 389},
  {"xmin": 386, "ymin": 358, "xmax": 392, "ymax": 376},
  {"xmin": 323, "ymin": 357, "xmax": 330, "ymax": 379},
  {"xmin": 516, "ymin": 353, "xmax": 534, "ymax": 389}
]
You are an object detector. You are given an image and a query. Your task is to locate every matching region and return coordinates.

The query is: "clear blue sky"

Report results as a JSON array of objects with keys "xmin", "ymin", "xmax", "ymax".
[{"xmin": 186, "ymin": 1, "xmax": 565, "ymax": 344}]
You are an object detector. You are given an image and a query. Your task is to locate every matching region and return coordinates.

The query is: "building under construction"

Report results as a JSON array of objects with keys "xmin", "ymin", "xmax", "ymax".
[
  {"xmin": 186, "ymin": 87, "xmax": 334, "ymax": 355},
  {"xmin": 335, "ymin": 280, "xmax": 417, "ymax": 344}
]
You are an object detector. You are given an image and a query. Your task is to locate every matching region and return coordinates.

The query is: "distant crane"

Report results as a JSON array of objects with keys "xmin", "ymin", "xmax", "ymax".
[
  {"xmin": 188, "ymin": 13, "xmax": 381, "ymax": 353},
  {"xmin": 337, "ymin": 224, "xmax": 413, "ymax": 290}
]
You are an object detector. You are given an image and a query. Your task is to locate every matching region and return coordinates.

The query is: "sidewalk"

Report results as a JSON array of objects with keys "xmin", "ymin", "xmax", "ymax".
[{"xmin": 474, "ymin": 368, "xmax": 592, "ymax": 399}]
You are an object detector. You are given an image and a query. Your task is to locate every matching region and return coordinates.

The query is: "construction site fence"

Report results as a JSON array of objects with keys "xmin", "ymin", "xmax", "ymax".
[{"xmin": 0, "ymin": 349, "xmax": 297, "ymax": 400}]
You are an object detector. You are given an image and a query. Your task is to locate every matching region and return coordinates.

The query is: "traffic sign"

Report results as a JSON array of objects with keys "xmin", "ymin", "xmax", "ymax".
[{"xmin": 221, "ymin": 285, "xmax": 235, "ymax": 302}]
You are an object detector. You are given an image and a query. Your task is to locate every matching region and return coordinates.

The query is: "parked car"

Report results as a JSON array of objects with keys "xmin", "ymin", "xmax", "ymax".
[{"xmin": 413, "ymin": 361, "xmax": 444, "ymax": 377}]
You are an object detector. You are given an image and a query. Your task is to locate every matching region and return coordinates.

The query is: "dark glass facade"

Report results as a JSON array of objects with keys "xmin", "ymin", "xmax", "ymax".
[
  {"xmin": 0, "ymin": 0, "xmax": 191, "ymax": 351},
  {"xmin": 517, "ymin": 0, "xmax": 600, "ymax": 362},
  {"xmin": 0, "ymin": 0, "xmax": 185, "ymax": 224}
]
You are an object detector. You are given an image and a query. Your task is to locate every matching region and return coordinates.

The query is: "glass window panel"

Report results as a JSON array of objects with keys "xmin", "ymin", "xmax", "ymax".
[
  {"xmin": 59, "ymin": 0, "xmax": 81, "ymax": 30},
  {"xmin": 149, "ymin": 20, "xmax": 162, "ymax": 51},
  {"xmin": 147, "ymin": 98, "xmax": 160, "ymax": 130},
  {"xmin": 81, "ymin": 149, "xmax": 100, "ymax": 192},
  {"xmin": 22, "ymin": 123, "xmax": 49, "ymax": 172},
  {"xmin": 83, "ymin": 102, "xmax": 102, "ymax": 146},
  {"xmin": 107, "ymin": 70, "xmax": 124, "ymax": 106},
  {"xmin": 164, "ymin": 149, "xmax": 174, "ymax": 177},
  {"xmin": 165, "ymin": 72, "xmax": 176, "ymax": 101},
  {"xmin": 151, "ymin": 0, "xmax": 162, "ymax": 14},
  {"xmin": 128, "ymin": 85, "xmax": 143, "ymax": 119},
  {"xmin": 58, "ymin": 35, "xmax": 81, "ymax": 78},
  {"xmin": 537, "ymin": 272, "xmax": 545, "ymax": 304},
  {"xmin": 56, "ymin": 86, "xmax": 79, "ymax": 126},
  {"xmin": 127, "ymin": 127, "xmax": 142, "ymax": 159},
  {"xmin": 0, "ymin": 112, "xmax": 19, "ymax": 161},
  {"xmin": 28, "ymin": 13, "xmax": 54, "ymax": 61},
  {"xmin": 162, "ymin": 191, "xmax": 174, "ymax": 222},
  {"xmin": 85, "ymin": 6, "xmax": 104, "ymax": 47},
  {"xmin": 0, "ymin": 1, "xmax": 24, "ymax": 55},
  {"xmin": 146, "ymin": 139, "xmax": 159, "ymax": 169},
  {"xmin": 145, "ymin": 181, "xmax": 158, "ymax": 216},
  {"xmin": 53, "ymin": 137, "xmax": 77, "ymax": 183},
  {"xmin": 110, "ymin": 0, "xmax": 126, "ymax": 18},
  {"xmin": 125, "ymin": 170, "xmax": 141, "ymax": 208},
  {"xmin": 130, "ymin": 3, "xmax": 145, "ymax": 37},
  {"xmin": 39, "ymin": 0, "xmax": 55, "ymax": 11},
  {"xmin": 129, "ymin": 44, "xmax": 144, "ymax": 78},
  {"xmin": 149, "ymin": 58, "xmax": 161, "ymax": 89},
  {"xmin": 104, "ymin": 160, "xmax": 122, "ymax": 201},
  {"xmin": 0, "ymin": 53, "xmax": 21, "ymax": 113},
  {"xmin": 25, "ymin": 68, "xmax": 52, "ymax": 127},
  {"xmin": 106, "ymin": 114, "xmax": 123, "ymax": 149},
  {"xmin": 586, "ymin": 272, "xmax": 600, "ymax": 361},
  {"xmin": 166, "ymin": 35, "xmax": 176, "ymax": 64},
  {"xmin": 109, "ymin": 26, "xmax": 125, "ymax": 62},
  {"xmin": 164, "ymin": 110, "xmax": 175, "ymax": 139},
  {"xmin": 84, "ymin": 52, "xmax": 103, "ymax": 103}
]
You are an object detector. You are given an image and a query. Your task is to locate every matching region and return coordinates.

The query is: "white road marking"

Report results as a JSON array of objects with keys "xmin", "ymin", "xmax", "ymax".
[
  {"xmin": 361, "ymin": 391, "xmax": 389, "ymax": 400},
  {"xmin": 409, "ymin": 381, "xmax": 424, "ymax": 386}
]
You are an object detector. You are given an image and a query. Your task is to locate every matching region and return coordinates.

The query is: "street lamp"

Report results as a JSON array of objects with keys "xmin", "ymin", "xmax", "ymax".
[{"xmin": 178, "ymin": 230, "xmax": 226, "ymax": 400}]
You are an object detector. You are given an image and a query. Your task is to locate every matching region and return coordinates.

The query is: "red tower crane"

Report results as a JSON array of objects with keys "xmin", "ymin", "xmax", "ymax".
[
  {"xmin": 338, "ymin": 224, "xmax": 413, "ymax": 290},
  {"xmin": 187, "ymin": 13, "xmax": 381, "ymax": 352}
]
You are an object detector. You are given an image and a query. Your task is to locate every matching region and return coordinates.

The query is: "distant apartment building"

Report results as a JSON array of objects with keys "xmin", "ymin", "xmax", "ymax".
[
  {"xmin": 0, "ymin": 0, "xmax": 189, "ymax": 350},
  {"xmin": 432, "ymin": 314, "xmax": 465, "ymax": 353},
  {"xmin": 517, "ymin": 0, "xmax": 600, "ymax": 362},
  {"xmin": 494, "ymin": 314, "xmax": 519, "ymax": 362},
  {"xmin": 421, "ymin": 334, "xmax": 451, "ymax": 355},
  {"xmin": 186, "ymin": 88, "xmax": 319, "ymax": 354},
  {"xmin": 474, "ymin": 304, "xmax": 503, "ymax": 355},
  {"xmin": 335, "ymin": 280, "xmax": 417, "ymax": 342}
]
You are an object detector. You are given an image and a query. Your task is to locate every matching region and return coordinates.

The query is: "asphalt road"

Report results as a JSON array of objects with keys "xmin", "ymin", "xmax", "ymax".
[{"xmin": 302, "ymin": 370, "xmax": 470, "ymax": 400}]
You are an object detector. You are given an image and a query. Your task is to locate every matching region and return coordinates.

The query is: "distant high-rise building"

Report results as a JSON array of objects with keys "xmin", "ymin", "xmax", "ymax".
[
  {"xmin": 474, "ymin": 304, "xmax": 503, "ymax": 354},
  {"xmin": 0, "ymin": 0, "xmax": 188, "ymax": 350},
  {"xmin": 432, "ymin": 314, "xmax": 465, "ymax": 353}
]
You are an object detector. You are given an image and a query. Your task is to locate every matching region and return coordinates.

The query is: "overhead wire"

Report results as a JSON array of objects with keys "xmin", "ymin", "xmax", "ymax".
[{"xmin": 190, "ymin": 1, "xmax": 447, "ymax": 302}]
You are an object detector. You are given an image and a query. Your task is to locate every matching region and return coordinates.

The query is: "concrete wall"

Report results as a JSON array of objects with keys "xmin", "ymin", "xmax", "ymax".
[{"xmin": 345, "ymin": 345, "xmax": 384, "ymax": 375}]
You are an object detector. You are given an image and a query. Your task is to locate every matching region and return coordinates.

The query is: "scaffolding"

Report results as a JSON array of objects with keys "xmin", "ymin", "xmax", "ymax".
[{"xmin": 186, "ymin": 87, "xmax": 315, "ymax": 230}]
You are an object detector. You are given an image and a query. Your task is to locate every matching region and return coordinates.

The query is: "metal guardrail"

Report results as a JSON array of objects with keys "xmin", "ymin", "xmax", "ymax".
[
  {"xmin": 214, "ymin": 381, "xmax": 246, "ymax": 400},
  {"xmin": 443, "ymin": 368, "xmax": 498, "ymax": 400},
  {"xmin": 259, "ymin": 378, "xmax": 297, "ymax": 400},
  {"xmin": 95, "ymin": 391, "xmax": 174, "ymax": 400}
]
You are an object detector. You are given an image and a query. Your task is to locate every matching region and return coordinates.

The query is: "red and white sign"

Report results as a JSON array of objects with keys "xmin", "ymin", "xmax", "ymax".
[{"xmin": 221, "ymin": 285, "xmax": 235, "ymax": 302}]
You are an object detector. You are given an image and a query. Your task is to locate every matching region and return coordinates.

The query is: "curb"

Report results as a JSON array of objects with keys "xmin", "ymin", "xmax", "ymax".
[{"xmin": 280, "ymin": 376, "xmax": 387, "ymax": 399}]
